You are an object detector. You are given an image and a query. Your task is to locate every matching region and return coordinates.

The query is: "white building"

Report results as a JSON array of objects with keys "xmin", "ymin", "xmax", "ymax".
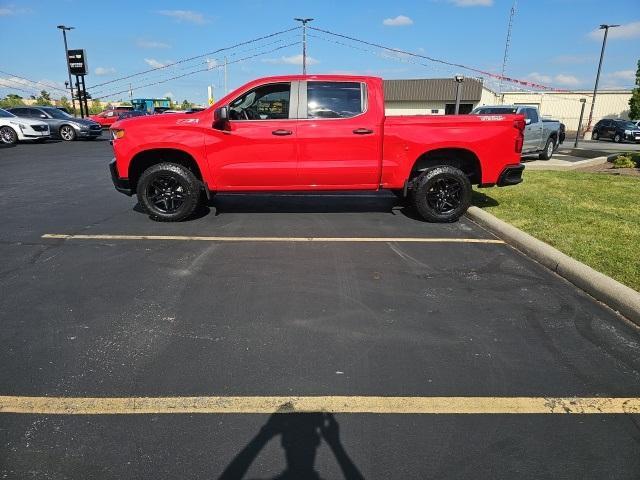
[{"xmin": 384, "ymin": 78, "xmax": 633, "ymax": 131}]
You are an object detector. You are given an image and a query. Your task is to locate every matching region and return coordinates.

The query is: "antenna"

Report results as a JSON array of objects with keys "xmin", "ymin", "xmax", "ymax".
[{"xmin": 498, "ymin": 0, "xmax": 517, "ymax": 101}]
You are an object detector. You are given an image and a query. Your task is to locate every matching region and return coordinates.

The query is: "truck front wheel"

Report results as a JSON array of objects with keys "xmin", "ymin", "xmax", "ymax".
[
  {"xmin": 411, "ymin": 166, "xmax": 471, "ymax": 223},
  {"xmin": 137, "ymin": 162, "xmax": 202, "ymax": 222}
]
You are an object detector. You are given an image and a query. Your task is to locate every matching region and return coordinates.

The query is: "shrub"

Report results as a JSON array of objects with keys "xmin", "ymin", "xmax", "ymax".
[{"xmin": 612, "ymin": 154, "xmax": 636, "ymax": 169}]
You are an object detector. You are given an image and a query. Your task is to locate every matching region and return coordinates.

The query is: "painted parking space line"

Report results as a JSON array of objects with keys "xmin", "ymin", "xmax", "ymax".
[
  {"xmin": 1, "ymin": 396, "xmax": 638, "ymax": 415},
  {"xmin": 42, "ymin": 234, "xmax": 504, "ymax": 244}
]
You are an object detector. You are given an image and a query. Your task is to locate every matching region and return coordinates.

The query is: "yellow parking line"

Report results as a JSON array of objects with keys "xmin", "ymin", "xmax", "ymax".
[
  {"xmin": 1, "ymin": 396, "xmax": 638, "ymax": 415},
  {"xmin": 42, "ymin": 234, "xmax": 504, "ymax": 244}
]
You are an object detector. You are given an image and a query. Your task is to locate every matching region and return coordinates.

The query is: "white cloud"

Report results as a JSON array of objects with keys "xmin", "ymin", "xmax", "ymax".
[
  {"xmin": 137, "ymin": 39, "xmax": 170, "ymax": 49},
  {"xmin": 383, "ymin": 15, "xmax": 414, "ymax": 27},
  {"xmin": 95, "ymin": 67, "xmax": 116, "ymax": 76},
  {"xmin": 605, "ymin": 70, "xmax": 635, "ymax": 81},
  {"xmin": 157, "ymin": 9, "xmax": 207, "ymax": 25},
  {"xmin": 262, "ymin": 54, "xmax": 319, "ymax": 66},
  {"xmin": 448, "ymin": 0, "xmax": 493, "ymax": 6},
  {"xmin": 554, "ymin": 74, "xmax": 581, "ymax": 87},
  {"xmin": 0, "ymin": 5, "xmax": 31, "ymax": 15},
  {"xmin": 144, "ymin": 58, "xmax": 172, "ymax": 68},
  {"xmin": 526, "ymin": 72, "xmax": 582, "ymax": 87},
  {"xmin": 588, "ymin": 21, "xmax": 640, "ymax": 40},
  {"xmin": 526, "ymin": 72, "xmax": 552, "ymax": 84}
]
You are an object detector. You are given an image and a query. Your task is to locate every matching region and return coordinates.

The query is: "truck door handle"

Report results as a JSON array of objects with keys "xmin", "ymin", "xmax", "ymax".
[
  {"xmin": 353, "ymin": 128, "xmax": 374, "ymax": 135},
  {"xmin": 272, "ymin": 129, "xmax": 293, "ymax": 136}
]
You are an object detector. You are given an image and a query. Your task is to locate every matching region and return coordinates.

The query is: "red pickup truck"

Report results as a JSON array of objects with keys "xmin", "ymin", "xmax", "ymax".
[{"xmin": 109, "ymin": 75, "xmax": 525, "ymax": 222}]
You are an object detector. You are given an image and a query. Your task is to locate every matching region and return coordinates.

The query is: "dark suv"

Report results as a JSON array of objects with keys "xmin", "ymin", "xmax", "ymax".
[{"xmin": 592, "ymin": 119, "xmax": 640, "ymax": 143}]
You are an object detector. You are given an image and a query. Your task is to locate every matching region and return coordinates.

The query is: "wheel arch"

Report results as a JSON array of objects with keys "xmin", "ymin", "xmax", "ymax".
[
  {"xmin": 409, "ymin": 148, "xmax": 482, "ymax": 185},
  {"xmin": 128, "ymin": 148, "xmax": 203, "ymax": 192}
]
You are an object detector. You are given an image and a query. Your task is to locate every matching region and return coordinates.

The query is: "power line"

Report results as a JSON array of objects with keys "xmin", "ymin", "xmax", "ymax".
[
  {"xmin": 0, "ymin": 81, "xmax": 41, "ymax": 96},
  {"xmin": 0, "ymin": 70, "xmax": 69, "ymax": 94},
  {"xmin": 89, "ymin": 33, "xmax": 301, "ymax": 97},
  {"xmin": 93, "ymin": 42, "xmax": 301, "ymax": 100},
  {"xmin": 309, "ymin": 25, "xmax": 567, "ymax": 92},
  {"xmin": 88, "ymin": 26, "xmax": 301, "ymax": 90}
]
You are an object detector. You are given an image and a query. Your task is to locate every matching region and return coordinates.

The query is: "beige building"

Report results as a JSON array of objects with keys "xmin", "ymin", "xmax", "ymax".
[{"xmin": 384, "ymin": 78, "xmax": 633, "ymax": 132}]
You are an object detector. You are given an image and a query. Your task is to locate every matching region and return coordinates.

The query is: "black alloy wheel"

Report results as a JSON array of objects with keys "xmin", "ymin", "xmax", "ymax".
[
  {"xmin": 411, "ymin": 166, "xmax": 472, "ymax": 223},
  {"xmin": 137, "ymin": 162, "xmax": 202, "ymax": 222}
]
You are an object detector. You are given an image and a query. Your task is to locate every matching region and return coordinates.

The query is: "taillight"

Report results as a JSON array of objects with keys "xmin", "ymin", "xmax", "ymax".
[{"xmin": 514, "ymin": 116, "xmax": 525, "ymax": 153}]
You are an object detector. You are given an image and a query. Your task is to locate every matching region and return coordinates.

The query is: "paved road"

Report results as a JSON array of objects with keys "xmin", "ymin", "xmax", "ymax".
[
  {"xmin": 571, "ymin": 139, "xmax": 640, "ymax": 152},
  {"xmin": 1, "ymin": 139, "xmax": 639, "ymax": 479}
]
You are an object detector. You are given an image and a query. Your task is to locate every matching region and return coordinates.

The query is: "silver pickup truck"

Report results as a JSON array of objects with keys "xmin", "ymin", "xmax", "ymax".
[{"xmin": 472, "ymin": 105, "xmax": 562, "ymax": 160}]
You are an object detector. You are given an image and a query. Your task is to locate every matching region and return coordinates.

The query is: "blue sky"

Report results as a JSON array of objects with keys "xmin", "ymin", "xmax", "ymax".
[{"xmin": 1, "ymin": 0, "xmax": 638, "ymax": 104}]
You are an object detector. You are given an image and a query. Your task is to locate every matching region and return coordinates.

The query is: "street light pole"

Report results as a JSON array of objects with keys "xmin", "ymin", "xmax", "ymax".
[
  {"xmin": 574, "ymin": 98, "xmax": 587, "ymax": 148},
  {"xmin": 57, "ymin": 25, "xmax": 76, "ymax": 114},
  {"xmin": 454, "ymin": 76, "xmax": 464, "ymax": 115},
  {"xmin": 294, "ymin": 18, "xmax": 313, "ymax": 75},
  {"xmin": 586, "ymin": 24, "xmax": 619, "ymax": 131}
]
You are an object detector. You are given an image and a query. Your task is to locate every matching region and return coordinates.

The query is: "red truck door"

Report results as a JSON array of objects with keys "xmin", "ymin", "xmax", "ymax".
[
  {"xmin": 204, "ymin": 82, "xmax": 298, "ymax": 189},
  {"xmin": 296, "ymin": 80, "xmax": 382, "ymax": 189}
]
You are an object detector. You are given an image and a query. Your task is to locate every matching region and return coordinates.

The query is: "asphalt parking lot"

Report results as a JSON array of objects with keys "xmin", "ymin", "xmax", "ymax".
[{"xmin": 1, "ymin": 139, "xmax": 640, "ymax": 479}]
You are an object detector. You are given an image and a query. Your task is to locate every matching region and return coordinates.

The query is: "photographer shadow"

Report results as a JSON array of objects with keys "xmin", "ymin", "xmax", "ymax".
[{"xmin": 218, "ymin": 412, "xmax": 364, "ymax": 480}]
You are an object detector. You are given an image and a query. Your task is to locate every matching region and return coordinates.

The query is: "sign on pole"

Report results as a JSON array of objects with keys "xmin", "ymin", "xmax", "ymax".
[{"xmin": 67, "ymin": 49, "xmax": 88, "ymax": 76}]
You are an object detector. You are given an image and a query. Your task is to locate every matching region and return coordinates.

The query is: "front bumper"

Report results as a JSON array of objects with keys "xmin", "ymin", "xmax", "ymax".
[
  {"xmin": 497, "ymin": 164, "xmax": 525, "ymax": 186},
  {"xmin": 78, "ymin": 128, "xmax": 103, "ymax": 138},
  {"xmin": 625, "ymin": 132, "xmax": 640, "ymax": 142},
  {"xmin": 109, "ymin": 158, "xmax": 133, "ymax": 196}
]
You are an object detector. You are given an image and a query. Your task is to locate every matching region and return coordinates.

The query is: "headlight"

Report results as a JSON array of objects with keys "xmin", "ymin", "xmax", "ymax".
[
  {"xmin": 111, "ymin": 129, "xmax": 125, "ymax": 139},
  {"xmin": 624, "ymin": 130, "xmax": 631, "ymax": 135}
]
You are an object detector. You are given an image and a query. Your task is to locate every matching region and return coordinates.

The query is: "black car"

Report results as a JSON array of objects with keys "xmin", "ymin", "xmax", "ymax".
[
  {"xmin": 592, "ymin": 119, "xmax": 640, "ymax": 143},
  {"xmin": 117, "ymin": 110, "xmax": 149, "ymax": 120}
]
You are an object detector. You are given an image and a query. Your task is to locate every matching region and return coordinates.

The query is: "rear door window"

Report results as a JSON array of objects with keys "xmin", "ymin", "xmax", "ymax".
[{"xmin": 306, "ymin": 82, "xmax": 364, "ymax": 119}]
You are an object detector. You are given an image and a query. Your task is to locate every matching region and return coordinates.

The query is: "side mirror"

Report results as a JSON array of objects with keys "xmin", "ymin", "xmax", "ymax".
[
  {"xmin": 40, "ymin": 114, "xmax": 47, "ymax": 119},
  {"xmin": 525, "ymin": 118, "xmax": 531, "ymax": 125},
  {"xmin": 213, "ymin": 106, "xmax": 229, "ymax": 130}
]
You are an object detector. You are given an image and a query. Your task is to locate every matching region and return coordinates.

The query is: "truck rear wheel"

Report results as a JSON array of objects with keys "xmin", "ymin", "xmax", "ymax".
[
  {"xmin": 137, "ymin": 162, "xmax": 202, "ymax": 222},
  {"xmin": 411, "ymin": 166, "xmax": 471, "ymax": 223},
  {"xmin": 539, "ymin": 137, "xmax": 555, "ymax": 160}
]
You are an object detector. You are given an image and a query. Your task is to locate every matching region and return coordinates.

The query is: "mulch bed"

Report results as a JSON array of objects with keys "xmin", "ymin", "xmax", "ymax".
[{"xmin": 576, "ymin": 162, "xmax": 640, "ymax": 176}]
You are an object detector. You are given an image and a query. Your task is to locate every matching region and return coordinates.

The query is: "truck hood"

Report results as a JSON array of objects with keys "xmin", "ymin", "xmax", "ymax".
[{"xmin": 111, "ymin": 112, "xmax": 200, "ymax": 130}]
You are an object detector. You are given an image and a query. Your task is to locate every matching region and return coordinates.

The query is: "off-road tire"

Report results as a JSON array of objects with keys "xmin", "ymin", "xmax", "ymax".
[
  {"xmin": 538, "ymin": 137, "xmax": 555, "ymax": 160},
  {"xmin": 137, "ymin": 162, "xmax": 201, "ymax": 222},
  {"xmin": 0, "ymin": 126, "xmax": 18, "ymax": 144},
  {"xmin": 410, "ymin": 166, "xmax": 471, "ymax": 223}
]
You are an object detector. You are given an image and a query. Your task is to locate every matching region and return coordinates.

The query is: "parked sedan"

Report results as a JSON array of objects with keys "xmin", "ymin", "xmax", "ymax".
[
  {"xmin": 8, "ymin": 106, "xmax": 102, "ymax": 141},
  {"xmin": 592, "ymin": 118, "xmax": 640, "ymax": 143},
  {"xmin": 0, "ymin": 108, "xmax": 50, "ymax": 144}
]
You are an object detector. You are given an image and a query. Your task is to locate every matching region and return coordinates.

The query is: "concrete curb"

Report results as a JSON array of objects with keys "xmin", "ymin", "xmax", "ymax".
[
  {"xmin": 466, "ymin": 206, "xmax": 640, "ymax": 326},
  {"xmin": 524, "ymin": 155, "xmax": 608, "ymax": 171}
]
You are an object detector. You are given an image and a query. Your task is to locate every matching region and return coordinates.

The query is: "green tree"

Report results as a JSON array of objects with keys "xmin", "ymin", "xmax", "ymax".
[
  {"xmin": 89, "ymin": 99, "xmax": 103, "ymax": 114},
  {"xmin": 59, "ymin": 96, "xmax": 71, "ymax": 111},
  {"xmin": 0, "ymin": 93, "xmax": 25, "ymax": 108},
  {"xmin": 181, "ymin": 99, "xmax": 192, "ymax": 110},
  {"xmin": 36, "ymin": 90, "xmax": 52, "ymax": 106},
  {"xmin": 629, "ymin": 59, "xmax": 640, "ymax": 120}
]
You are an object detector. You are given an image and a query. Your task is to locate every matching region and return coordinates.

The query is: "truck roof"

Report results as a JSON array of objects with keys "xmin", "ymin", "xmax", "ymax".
[{"xmin": 244, "ymin": 74, "xmax": 381, "ymax": 83}]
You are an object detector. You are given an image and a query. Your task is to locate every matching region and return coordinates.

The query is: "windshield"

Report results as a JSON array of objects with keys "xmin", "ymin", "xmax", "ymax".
[
  {"xmin": 620, "ymin": 121, "xmax": 638, "ymax": 129},
  {"xmin": 0, "ymin": 108, "xmax": 15, "ymax": 118},
  {"xmin": 45, "ymin": 108, "xmax": 73, "ymax": 119},
  {"xmin": 473, "ymin": 107, "xmax": 518, "ymax": 114}
]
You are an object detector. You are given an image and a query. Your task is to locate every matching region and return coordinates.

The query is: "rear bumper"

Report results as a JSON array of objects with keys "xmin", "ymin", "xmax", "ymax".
[
  {"xmin": 497, "ymin": 164, "xmax": 525, "ymax": 186},
  {"xmin": 109, "ymin": 158, "xmax": 133, "ymax": 196}
]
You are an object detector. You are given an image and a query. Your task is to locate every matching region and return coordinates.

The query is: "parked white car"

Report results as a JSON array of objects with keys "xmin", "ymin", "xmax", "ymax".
[{"xmin": 0, "ymin": 108, "xmax": 51, "ymax": 144}]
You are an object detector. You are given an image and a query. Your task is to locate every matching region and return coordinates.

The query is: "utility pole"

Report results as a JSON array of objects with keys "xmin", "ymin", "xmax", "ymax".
[
  {"xmin": 574, "ymin": 98, "xmax": 587, "ymax": 148},
  {"xmin": 454, "ymin": 76, "xmax": 464, "ymax": 115},
  {"xmin": 224, "ymin": 57, "xmax": 228, "ymax": 94},
  {"xmin": 586, "ymin": 24, "xmax": 619, "ymax": 131},
  {"xmin": 294, "ymin": 18, "xmax": 313, "ymax": 75},
  {"xmin": 57, "ymin": 25, "xmax": 76, "ymax": 114}
]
